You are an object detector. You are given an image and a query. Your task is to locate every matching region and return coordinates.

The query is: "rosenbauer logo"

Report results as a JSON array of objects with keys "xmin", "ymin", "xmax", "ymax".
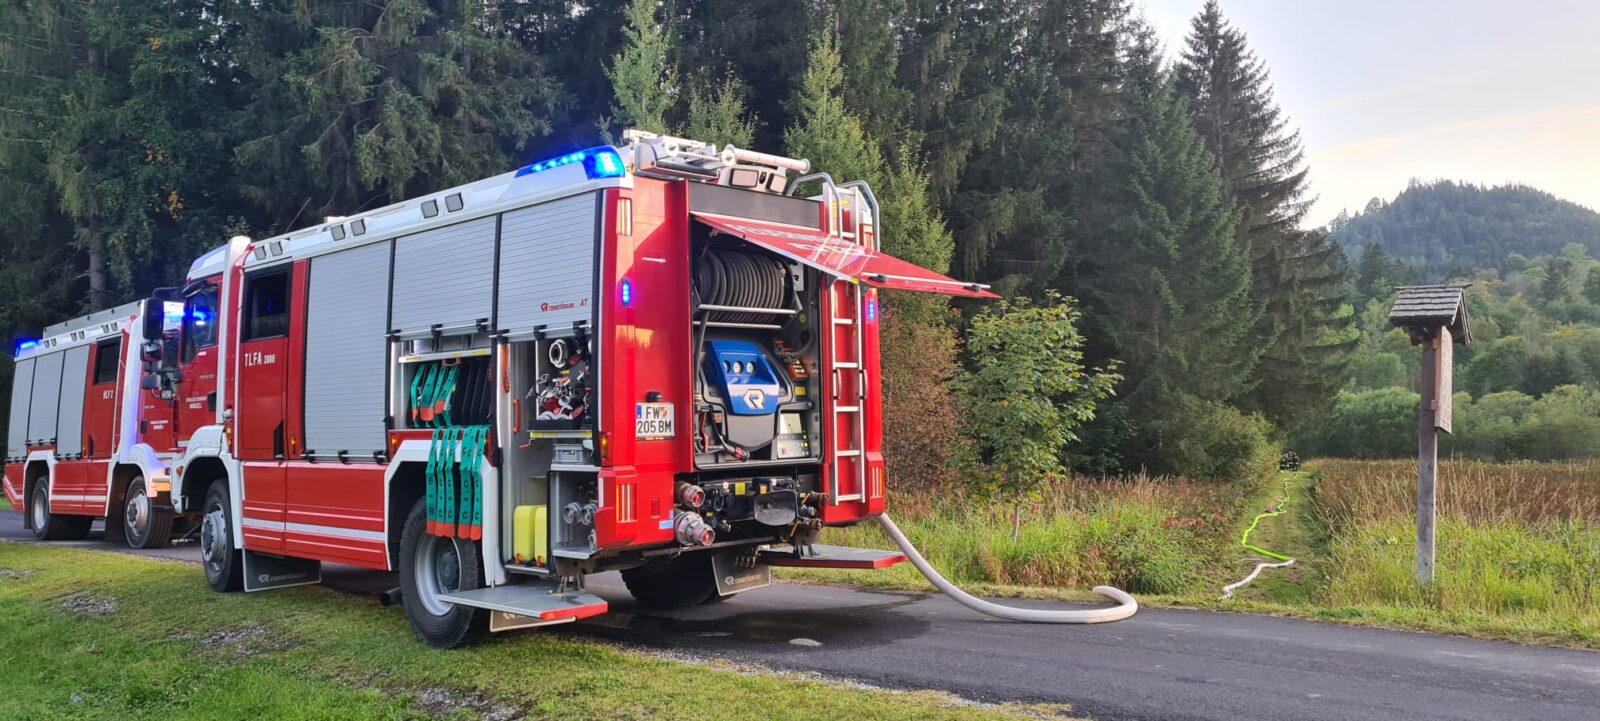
[{"xmin": 539, "ymin": 298, "xmax": 589, "ymax": 313}]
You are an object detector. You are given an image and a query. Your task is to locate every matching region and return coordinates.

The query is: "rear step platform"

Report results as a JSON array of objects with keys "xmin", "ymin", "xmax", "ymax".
[
  {"xmin": 438, "ymin": 582, "xmax": 608, "ymax": 630},
  {"xmin": 758, "ymin": 544, "xmax": 908, "ymax": 570}
]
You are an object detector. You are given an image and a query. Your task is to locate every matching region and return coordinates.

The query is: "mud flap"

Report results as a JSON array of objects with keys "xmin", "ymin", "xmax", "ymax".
[
  {"xmin": 713, "ymin": 550, "xmax": 772, "ymax": 596},
  {"xmin": 243, "ymin": 550, "xmax": 322, "ymax": 592}
]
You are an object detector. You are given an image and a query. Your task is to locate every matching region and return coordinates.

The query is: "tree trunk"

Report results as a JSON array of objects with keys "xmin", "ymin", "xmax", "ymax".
[
  {"xmin": 87, "ymin": 230, "xmax": 107, "ymax": 308},
  {"xmin": 1011, "ymin": 502, "xmax": 1022, "ymax": 543}
]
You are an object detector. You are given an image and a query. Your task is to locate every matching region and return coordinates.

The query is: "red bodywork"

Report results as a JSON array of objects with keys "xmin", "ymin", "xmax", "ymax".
[{"xmin": 187, "ymin": 173, "xmax": 983, "ymax": 572}]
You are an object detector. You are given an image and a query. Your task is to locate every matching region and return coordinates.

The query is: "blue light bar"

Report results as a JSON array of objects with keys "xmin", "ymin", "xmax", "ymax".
[
  {"xmin": 866, "ymin": 297, "xmax": 878, "ymax": 322},
  {"xmin": 620, "ymin": 279, "xmax": 633, "ymax": 307},
  {"xmin": 515, "ymin": 146, "xmax": 627, "ymax": 181},
  {"xmin": 14, "ymin": 339, "xmax": 37, "ymax": 355},
  {"xmin": 585, "ymin": 148, "xmax": 625, "ymax": 179}
]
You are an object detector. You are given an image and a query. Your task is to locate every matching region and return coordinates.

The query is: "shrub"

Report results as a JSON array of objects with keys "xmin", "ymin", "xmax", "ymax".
[
  {"xmin": 1151, "ymin": 398, "xmax": 1277, "ymax": 482},
  {"xmin": 954, "ymin": 292, "xmax": 1120, "ymax": 537},
  {"xmin": 1297, "ymin": 387, "xmax": 1418, "ymax": 458}
]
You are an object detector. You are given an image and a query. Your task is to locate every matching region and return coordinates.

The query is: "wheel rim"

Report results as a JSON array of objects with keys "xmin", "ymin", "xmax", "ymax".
[
  {"xmin": 413, "ymin": 534, "xmax": 462, "ymax": 616},
  {"xmin": 201, "ymin": 503, "xmax": 228, "ymax": 576},
  {"xmin": 125, "ymin": 485, "xmax": 150, "ymax": 540},
  {"xmin": 31, "ymin": 486, "xmax": 47, "ymax": 528}
]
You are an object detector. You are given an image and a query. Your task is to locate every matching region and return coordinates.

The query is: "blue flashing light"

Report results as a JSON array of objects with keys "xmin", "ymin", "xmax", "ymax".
[
  {"xmin": 585, "ymin": 148, "xmax": 625, "ymax": 179},
  {"xmin": 866, "ymin": 298, "xmax": 878, "ymax": 322},
  {"xmin": 514, "ymin": 146, "xmax": 627, "ymax": 181},
  {"xmin": 14, "ymin": 339, "xmax": 38, "ymax": 356},
  {"xmin": 620, "ymin": 279, "xmax": 633, "ymax": 307}
]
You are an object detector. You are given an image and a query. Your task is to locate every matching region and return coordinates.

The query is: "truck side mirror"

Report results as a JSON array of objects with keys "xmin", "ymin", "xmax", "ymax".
[
  {"xmin": 141, "ymin": 372, "xmax": 161, "ymax": 391},
  {"xmin": 141, "ymin": 298, "xmax": 164, "ymax": 342}
]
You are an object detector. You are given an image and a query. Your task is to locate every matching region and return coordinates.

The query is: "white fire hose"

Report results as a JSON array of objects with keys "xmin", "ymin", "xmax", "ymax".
[{"xmin": 877, "ymin": 514, "xmax": 1139, "ymax": 623}]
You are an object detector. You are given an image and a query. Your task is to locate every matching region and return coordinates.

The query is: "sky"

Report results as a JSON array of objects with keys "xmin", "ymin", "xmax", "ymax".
[{"xmin": 1138, "ymin": 0, "xmax": 1600, "ymax": 227}]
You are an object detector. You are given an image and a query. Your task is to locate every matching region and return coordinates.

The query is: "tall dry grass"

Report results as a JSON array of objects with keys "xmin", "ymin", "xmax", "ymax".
[
  {"xmin": 1308, "ymin": 458, "xmax": 1600, "ymax": 644},
  {"xmin": 1311, "ymin": 458, "xmax": 1600, "ymax": 533}
]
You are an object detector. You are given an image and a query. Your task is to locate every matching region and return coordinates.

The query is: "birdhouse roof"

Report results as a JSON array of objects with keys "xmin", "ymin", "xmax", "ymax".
[{"xmin": 1389, "ymin": 284, "xmax": 1471, "ymax": 344}]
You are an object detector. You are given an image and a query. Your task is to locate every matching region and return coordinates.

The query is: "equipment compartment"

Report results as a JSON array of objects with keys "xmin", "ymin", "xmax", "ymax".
[{"xmin": 690, "ymin": 236, "xmax": 822, "ymax": 469}]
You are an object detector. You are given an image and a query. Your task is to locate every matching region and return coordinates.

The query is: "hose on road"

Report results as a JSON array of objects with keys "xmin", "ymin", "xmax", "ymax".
[{"xmin": 876, "ymin": 514, "xmax": 1139, "ymax": 624}]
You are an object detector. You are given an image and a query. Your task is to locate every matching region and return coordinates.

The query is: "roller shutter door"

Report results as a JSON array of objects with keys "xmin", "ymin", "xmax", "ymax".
[
  {"xmin": 304, "ymin": 240, "xmax": 392, "ymax": 459},
  {"xmin": 27, "ymin": 351, "xmax": 64, "ymax": 445},
  {"xmin": 498, "ymin": 193, "xmax": 599, "ymax": 333},
  {"xmin": 390, "ymin": 217, "xmax": 496, "ymax": 335},
  {"xmin": 7, "ymin": 357, "xmax": 34, "ymax": 458},
  {"xmin": 54, "ymin": 345, "xmax": 90, "ymax": 456}
]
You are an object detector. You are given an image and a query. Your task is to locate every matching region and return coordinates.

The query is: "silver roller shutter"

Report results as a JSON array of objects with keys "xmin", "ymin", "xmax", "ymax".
[
  {"xmin": 498, "ymin": 192, "xmax": 599, "ymax": 333},
  {"xmin": 54, "ymin": 345, "xmax": 90, "ymax": 456},
  {"xmin": 390, "ymin": 216, "xmax": 496, "ymax": 335},
  {"xmin": 27, "ymin": 351, "xmax": 64, "ymax": 445},
  {"xmin": 7, "ymin": 357, "xmax": 35, "ymax": 458},
  {"xmin": 304, "ymin": 240, "xmax": 392, "ymax": 459}
]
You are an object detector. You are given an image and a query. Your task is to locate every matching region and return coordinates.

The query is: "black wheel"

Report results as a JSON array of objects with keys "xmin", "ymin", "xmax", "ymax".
[
  {"xmin": 122, "ymin": 475, "xmax": 173, "ymax": 549},
  {"xmin": 29, "ymin": 480, "xmax": 92, "ymax": 541},
  {"xmin": 398, "ymin": 498, "xmax": 487, "ymax": 648},
  {"xmin": 621, "ymin": 551, "xmax": 717, "ymax": 609},
  {"xmin": 200, "ymin": 480, "xmax": 243, "ymax": 592}
]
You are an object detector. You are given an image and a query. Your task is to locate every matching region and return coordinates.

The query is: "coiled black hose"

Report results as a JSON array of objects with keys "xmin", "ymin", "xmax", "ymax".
[{"xmin": 695, "ymin": 249, "xmax": 791, "ymax": 323}]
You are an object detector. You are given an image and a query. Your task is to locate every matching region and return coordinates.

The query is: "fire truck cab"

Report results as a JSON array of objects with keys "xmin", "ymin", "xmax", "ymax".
[{"xmin": 22, "ymin": 131, "xmax": 993, "ymax": 647}]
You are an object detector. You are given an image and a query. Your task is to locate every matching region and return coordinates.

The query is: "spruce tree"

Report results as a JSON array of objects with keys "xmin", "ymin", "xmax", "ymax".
[
  {"xmin": 669, "ymin": 0, "xmax": 811, "ymax": 150},
  {"xmin": 682, "ymin": 76, "xmax": 757, "ymax": 148},
  {"xmin": 605, "ymin": 0, "xmax": 676, "ymax": 137},
  {"xmin": 1080, "ymin": 22, "xmax": 1254, "ymax": 411},
  {"xmin": 951, "ymin": 0, "xmax": 1131, "ymax": 295},
  {"xmin": 227, "ymin": 0, "xmax": 558, "ymax": 230},
  {"xmin": 1176, "ymin": 0, "xmax": 1355, "ymax": 429},
  {"xmin": 0, "ymin": 0, "xmax": 236, "ymax": 306},
  {"xmin": 1356, "ymin": 243, "xmax": 1395, "ymax": 299},
  {"xmin": 896, "ymin": 0, "xmax": 1009, "ymax": 203}
]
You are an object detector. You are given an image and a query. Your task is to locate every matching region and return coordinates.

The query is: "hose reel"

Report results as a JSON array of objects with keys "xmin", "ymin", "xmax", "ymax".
[{"xmin": 695, "ymin": 248, "xmax": 793, "ymax": 324}]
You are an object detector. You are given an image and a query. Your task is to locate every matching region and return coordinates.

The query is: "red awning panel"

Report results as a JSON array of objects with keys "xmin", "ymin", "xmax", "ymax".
[{"xmin": 692, "ymin": 214, "xmax": 999, "ymax": 299}]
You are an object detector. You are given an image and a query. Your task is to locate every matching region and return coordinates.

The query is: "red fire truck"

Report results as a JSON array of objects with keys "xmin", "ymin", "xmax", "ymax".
[{"xmin": 6, "ymin": 131, "xmax": 995, "ymax": 647}]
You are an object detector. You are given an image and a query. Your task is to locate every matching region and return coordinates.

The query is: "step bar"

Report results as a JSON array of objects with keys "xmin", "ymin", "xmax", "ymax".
[
  {"xmin": 438, "ymin": 582, "xmax": 608, "ymax": 630},
  {"xmin": 758, "ymin": 544, "xmax": 908, "ymax": 570}
]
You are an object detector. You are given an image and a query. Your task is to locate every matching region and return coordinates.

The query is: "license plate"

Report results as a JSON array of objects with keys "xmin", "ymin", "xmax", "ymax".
[{"xmin": 635, "ymin": 403, "xmax": 674, "ymax": 439}]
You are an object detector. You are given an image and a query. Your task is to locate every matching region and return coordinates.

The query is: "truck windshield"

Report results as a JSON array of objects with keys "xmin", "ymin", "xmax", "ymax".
[{"xmin": 182, "ymin": 286, "xmax": 219, "ymax": 362}]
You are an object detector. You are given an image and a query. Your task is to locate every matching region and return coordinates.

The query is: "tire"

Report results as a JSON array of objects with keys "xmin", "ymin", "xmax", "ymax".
[
  {"xmin": 29, "ymin": 480, "xmax": 93, "ymax": 541},
  {"xmin": 621, "ymin": 551, "xmax": 717, "ymax": 609},
  {"xmin": 122, "ymin": 475, "xmax": 173, "ymax": 549},
  {"xmin": 200, "ymin": 480, "xmax": 243, "ymax": 592},
  {"xmin": 398, "ymin": 498, "xmax": 487, "ymax": 648}
]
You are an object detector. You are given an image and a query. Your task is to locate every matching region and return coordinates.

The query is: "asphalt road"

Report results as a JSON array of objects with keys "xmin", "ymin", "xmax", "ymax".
[{"xmin": 4, "ymin": 508, "xmax": 1597, "ymax": 721}]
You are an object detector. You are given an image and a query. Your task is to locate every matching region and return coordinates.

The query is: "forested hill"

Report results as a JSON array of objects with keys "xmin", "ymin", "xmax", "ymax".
[{"xmin": 1329, "ymin": 181, "xmax": 1600, "ymax": 279}]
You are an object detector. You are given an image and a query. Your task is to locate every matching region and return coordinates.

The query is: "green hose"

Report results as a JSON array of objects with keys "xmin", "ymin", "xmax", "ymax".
[
  {"xmin": 1221, "ymin": 478, "xmax": 1297, "ymax": 599},
  {"xmin": 1239, "ymin": 480, "xmax": 1294, "ymax": 562}
]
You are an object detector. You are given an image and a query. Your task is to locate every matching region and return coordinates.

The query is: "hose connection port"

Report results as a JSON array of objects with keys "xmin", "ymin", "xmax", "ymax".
[
  {"xmin": 676, "ymin": 483, "xmax": 706, "ymax": 510},
  {"xmin": 673, "ymin": 511, "xmax": 716, "ymax": 547}
]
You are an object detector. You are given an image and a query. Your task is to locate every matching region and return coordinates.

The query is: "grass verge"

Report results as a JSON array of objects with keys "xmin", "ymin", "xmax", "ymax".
[{"xmin": 0, "ymin": 543, "xmax": 1064, "ymax": 721}]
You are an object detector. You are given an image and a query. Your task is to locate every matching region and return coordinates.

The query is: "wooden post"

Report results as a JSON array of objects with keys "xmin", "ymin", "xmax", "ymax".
[{"xmin": 1416, "ymin": 332, "xmax": 1439, "ymax": 585}]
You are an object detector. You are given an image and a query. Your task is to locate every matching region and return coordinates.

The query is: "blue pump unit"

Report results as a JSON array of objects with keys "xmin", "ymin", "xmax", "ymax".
[{"xmin": 704, "ymin": 341, "xmax": 782, "ymax": 416}]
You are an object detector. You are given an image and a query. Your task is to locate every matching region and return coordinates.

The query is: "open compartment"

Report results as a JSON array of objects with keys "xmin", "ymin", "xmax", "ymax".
[{"xmin": 690, "ymin": 230, "xmax": 823, "ymax": 469}]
